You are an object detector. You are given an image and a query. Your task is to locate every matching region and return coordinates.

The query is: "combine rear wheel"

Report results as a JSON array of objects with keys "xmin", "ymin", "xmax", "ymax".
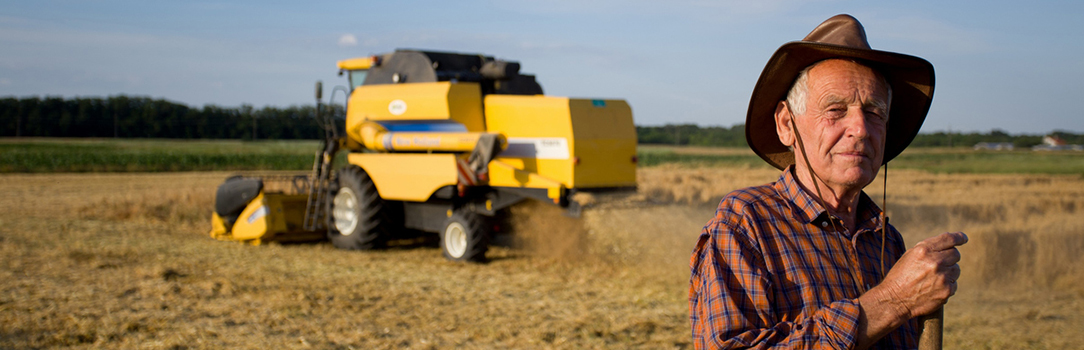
[
  {"xmin": 329, "ymin": 166, "xmax": 391, "ymax": 250},
  {"xmin": 441, "ymin": 210, "xmax": 490, "ymax": 263}
]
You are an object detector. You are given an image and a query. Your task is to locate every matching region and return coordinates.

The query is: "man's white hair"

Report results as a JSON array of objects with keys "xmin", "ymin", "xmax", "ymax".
[{"xmin": 784, "ymin": 60, "xmax": 893, "ymax": 117}]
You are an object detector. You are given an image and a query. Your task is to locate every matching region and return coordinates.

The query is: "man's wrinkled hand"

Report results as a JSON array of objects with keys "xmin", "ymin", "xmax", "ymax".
[{"xmin": 880, "ymin": 231, "xmax": 968, "ymax": 319}]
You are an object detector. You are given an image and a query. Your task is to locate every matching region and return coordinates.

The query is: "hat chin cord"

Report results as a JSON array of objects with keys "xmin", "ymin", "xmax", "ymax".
[{"xmin": 786, "ymin": 108, "xmax": 889, "ymax": 291}]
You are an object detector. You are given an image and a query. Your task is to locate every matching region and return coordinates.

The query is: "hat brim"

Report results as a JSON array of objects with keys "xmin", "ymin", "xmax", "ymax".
[{"xmin": 746, "ymin": 41, "xmax": 936, "ymax": 169}]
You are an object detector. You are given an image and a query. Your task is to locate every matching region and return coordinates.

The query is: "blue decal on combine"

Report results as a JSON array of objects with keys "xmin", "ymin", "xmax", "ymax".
[
  {"xmin": 378, "ymin": 120, "xmax": 468, "ymax": 132},
  {"xmin": 591, "ymin": 100, "xmax": 606, "ymax": 107}
]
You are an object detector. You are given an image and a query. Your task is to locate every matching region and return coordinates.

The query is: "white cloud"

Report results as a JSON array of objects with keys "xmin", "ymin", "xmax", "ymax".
[{"xmin": 338, "ymin": 34, "xmax": 358, "ymax": 47}]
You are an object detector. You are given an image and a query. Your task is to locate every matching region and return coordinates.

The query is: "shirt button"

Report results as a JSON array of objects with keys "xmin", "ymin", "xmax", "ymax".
[{"xmin": 821, "ymin": 221, "xmax": 828, "ymax": 228}]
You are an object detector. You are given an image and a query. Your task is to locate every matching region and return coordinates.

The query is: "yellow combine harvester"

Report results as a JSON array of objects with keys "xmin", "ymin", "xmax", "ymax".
[{"xmin": 210, "ymin": 49, "xmax": 637, "ymax": 262}]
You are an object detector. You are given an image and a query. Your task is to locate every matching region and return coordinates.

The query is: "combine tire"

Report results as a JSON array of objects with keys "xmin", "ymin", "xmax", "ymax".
[
  {"xmin": 441, "ymin": 210, "xmax": 490, "ymax": 263},
  {"xmin": 329, "ymin": 166, "xmax": 391, "ymax": 250}
]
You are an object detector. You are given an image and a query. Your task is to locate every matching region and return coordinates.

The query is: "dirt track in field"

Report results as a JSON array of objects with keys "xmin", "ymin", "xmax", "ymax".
[{"xmin": 2, "ymin": 168, "xmax": 1083, "ymax": 349}]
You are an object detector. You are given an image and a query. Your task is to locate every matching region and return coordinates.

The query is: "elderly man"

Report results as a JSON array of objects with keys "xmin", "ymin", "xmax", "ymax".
[{"xmin": 690, "ymin": 15, "xmax": 967, "ymax": 349}]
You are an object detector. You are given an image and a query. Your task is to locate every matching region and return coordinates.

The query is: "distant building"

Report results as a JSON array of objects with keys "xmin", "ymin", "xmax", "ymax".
[
  {"xmin": 1043, "ymin": 135, "xmax": 1067, "ymax": 147},
  {"xmin": 973, "ymin": 142, "xmax": 1014, "ymax": 151},
  {"xmin": 1032, "ymin": 135, "xmax": 1083, "ymax": 151}
]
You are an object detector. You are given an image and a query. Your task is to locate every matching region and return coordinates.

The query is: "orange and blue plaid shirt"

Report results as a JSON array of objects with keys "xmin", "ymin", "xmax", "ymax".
[{"xmin": 690, "ymin": 166, "xmax": 917, "ymax": 349}]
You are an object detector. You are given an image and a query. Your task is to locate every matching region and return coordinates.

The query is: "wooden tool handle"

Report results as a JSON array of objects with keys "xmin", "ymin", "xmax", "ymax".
[{"xmin": 917, "ymin": 308, "xmax": 943, "ymax": 350}]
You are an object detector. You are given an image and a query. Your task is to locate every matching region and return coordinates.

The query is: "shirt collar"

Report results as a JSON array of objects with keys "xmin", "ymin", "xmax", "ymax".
[
  {"xmin": 773, "ymin": 166, "xmax": 885, "ymax": 232},
  {"xmin": 774, "ymin": 166, "xmax": 823, "ymax": 225}
]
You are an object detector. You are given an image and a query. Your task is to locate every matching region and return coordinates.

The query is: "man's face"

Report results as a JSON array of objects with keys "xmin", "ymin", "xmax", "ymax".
[{"xmin": 788, "ymin": 59, "xmax": 890, "ymax": 191}]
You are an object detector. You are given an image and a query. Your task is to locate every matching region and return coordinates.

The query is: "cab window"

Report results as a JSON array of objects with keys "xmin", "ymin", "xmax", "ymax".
[{"xmin": 349, "ymin": 70, "xmax": 369, "ymax": 91}]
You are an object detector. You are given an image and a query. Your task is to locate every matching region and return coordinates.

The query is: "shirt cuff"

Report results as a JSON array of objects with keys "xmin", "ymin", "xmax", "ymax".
[{"xmin": 818, "ymin": 298, "xmax": 861, "ymax": 349}]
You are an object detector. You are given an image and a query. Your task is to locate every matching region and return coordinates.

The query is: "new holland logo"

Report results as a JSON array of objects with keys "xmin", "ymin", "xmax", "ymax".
[{"xmin": 388, "ymin": 99, "xmax": 407, "ymax": 116}]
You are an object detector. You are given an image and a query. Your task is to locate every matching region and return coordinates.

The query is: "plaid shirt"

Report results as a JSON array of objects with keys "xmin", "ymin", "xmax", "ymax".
[{"xmin": 689, "ymin": 167, "xmax": 917, "ymax": 349}]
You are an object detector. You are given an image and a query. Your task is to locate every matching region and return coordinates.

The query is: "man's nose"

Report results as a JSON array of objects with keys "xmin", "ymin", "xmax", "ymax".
[{"xmin": 844, "ymin": 107, "xmax": 869, "ymax": 139}]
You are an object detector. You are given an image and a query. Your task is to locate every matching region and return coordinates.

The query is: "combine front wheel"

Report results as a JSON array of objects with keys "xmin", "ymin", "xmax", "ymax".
[
  {"xmin": 441, "ymin": 210, "xmax": 489, "ymax": 263},
  {"xmin": 329, "ymin": 166, "xmax": 390, "ymax": 250}
]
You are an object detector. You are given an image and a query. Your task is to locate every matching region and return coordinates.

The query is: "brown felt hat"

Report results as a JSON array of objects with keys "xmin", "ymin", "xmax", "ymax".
[{"xmin": 746, "ymin": 14, "xmax": 936, "ymax": 169}]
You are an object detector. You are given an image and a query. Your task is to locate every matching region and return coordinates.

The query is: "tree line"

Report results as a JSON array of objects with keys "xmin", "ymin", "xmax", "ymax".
[
  {"xmin": 636, "ymin": 125, "xmax": 1083, "ymax": 148},
  {"xmin": 907, "ymin": 130, "xmax": 1083, "ymax": 148},
  {"xmin": 0, "ymin": 95, "xmax": 330, "ymax": 140},
  {"xmin": 2, "ymin": 95, "xmax": 1080, "ymax": 147},
  {"xmin": 637, "ymin": 124, "xmax": 748, "ymax": 147}
]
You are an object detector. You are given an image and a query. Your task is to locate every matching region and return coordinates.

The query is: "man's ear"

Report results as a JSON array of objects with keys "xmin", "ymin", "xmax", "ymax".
[{"xmin": 775, "ymin": 101, "xmax": 795, "ymax": 147}]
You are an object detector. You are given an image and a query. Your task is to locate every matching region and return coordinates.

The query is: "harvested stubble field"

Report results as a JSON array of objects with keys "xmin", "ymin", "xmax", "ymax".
[{"xmin": 3, "ymin": 162, "xmax": 1084, "ymax": 348}]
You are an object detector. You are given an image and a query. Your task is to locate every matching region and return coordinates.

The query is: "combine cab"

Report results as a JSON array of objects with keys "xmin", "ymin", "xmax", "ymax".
[{"xmin": 211, "ymin": 49, "xmax": 638, "ymax": 262}]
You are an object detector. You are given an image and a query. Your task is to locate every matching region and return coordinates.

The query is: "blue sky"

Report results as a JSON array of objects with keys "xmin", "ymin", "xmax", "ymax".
[{"xmin": 2, "ymin": 0, "xmax": 1082, "ymax": 134}]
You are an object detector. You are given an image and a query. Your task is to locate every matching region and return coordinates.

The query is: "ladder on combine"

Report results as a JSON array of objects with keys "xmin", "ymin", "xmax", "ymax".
[
  {"xmin": 303, "ymin": 148, "xmax": 335, "ymax": 231},
  {"xmin": 303, "ymin": 82, "xmax": 341, "ymax": 232}
]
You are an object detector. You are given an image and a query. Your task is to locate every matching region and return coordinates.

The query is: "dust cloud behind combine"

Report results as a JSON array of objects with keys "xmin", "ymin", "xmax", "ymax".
[
  {"xmin": 508, "ymin": 165, "xmax": 781, "ymax": 279},
  {"xmin": 2, "ymin": 166, "xmax": 1083, "ymax": 349}
]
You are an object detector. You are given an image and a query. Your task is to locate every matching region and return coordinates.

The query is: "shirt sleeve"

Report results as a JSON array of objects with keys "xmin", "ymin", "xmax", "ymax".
[{"xmin": 690, "ymin": 218, "xmax": 862, "ymax": 349}]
